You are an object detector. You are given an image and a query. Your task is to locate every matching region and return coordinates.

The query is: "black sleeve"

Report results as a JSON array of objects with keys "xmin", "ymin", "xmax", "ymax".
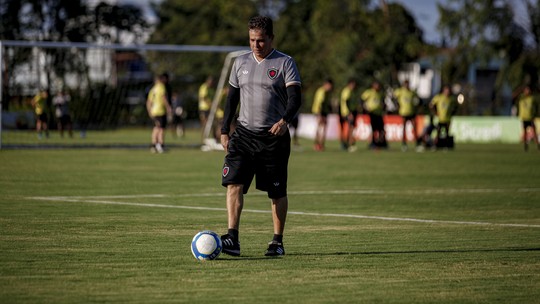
[
  {"xmin": 221, "ymin": 85, "xmax": 240, "ymax": 135},
  {"xmin": 282, "ymin": 85, "xmax": 302, "ymax": 123}
]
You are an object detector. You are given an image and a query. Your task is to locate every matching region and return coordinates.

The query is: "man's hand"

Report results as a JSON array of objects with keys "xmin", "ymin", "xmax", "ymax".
[
  {"xmin": 221, "ymin": 134, "xmax": 229, "ymax": 153},
  {"xmin": 269, "ymin": 119, "xmax": 288, "ymax": 136}
]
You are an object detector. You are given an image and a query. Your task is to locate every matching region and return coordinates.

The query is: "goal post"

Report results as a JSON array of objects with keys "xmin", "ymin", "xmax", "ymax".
[
  {"xmin": 0, "ymin": 40, "xmax": 248, "ymax": 149},
  {"xmin": 202, "ymin": 50, "xmax": 248, "ymax": 144}
]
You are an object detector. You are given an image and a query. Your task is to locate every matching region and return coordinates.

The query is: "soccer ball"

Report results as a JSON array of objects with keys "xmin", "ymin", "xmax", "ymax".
[{"xmin": 191, "ymin": 230, "xmax": 222, "ymax": 261}]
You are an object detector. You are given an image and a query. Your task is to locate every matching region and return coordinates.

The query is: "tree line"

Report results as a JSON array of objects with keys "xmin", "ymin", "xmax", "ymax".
[{"xmin": 1, "ymin": 0, "xmax": 539, "ymax": 119}]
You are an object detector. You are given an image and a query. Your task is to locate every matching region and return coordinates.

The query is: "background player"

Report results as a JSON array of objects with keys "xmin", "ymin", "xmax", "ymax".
[
  {"xmin": 393, "ymin": 80, "xmax": 419, "ymax": 151},
  {"xmin": 31, "ymin": 90, "xmax": 49, "ymax": 139},
  {"xmin": 146, "ymin": 74, "xmax": 172, "ymax": 153},
  {"xmin": 361, "ymin": 81, "xmax": 386, "ymax": 149},
  {"xmin": 513, "ymin": 85, "xmax": 539, "ymax": 151},
  {"xmin": 311, "ymin": 78, "xmax": 333, "ymax": 151},
  {"xmin": 339, "ymin": 78, "xmax": 360, "ymax": 152},
  {"xmin": 429, "ymin": 85, "xmax": 456, "ymax": 149}
]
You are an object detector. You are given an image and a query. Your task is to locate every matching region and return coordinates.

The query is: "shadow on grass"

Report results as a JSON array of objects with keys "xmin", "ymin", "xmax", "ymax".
[
  {"xmin": 218, "ymin": 256, "xmax": 282, "ymax": 261},
  {"xmin": 212, "ymin": 247, "xmax": 540, "ymax": 261},
  {"xmin": 287, "ymin": 247, "xmax": 540, "ymax": 257}
]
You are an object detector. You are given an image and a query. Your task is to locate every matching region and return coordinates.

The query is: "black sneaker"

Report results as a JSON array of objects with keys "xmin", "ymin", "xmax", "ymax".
[
  {"xmin": 264, "ymin": 240, "xmax": 285, "ymax": 256},
  {"xmin": 220, "ymin": 234, "xmax": 240, "ymax": 256}
]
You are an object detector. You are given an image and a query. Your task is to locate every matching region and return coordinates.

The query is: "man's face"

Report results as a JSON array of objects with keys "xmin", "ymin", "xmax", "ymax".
[
  {"xmin": 249, "ymin": 29, "xmax": 273, "ymax": 61},
  {"xmin": 443, "ymin": 87, "xmax": 450, "ymax": 95}
]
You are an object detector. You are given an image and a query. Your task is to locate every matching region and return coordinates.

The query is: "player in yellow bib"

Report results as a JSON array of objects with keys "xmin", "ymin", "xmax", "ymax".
[
  {"xmin": 393, "ymin": 80, "xmax": 419, "ymax": 151},
  {"xmin": 311, "ymin": 78, "xmax": 334, "ymax": 151},
  {"xmin": 361, "ymin": 81, "xmax": 386, "ymax": 149},
  {"xmin": 339, "ymin": 78, "xmax": 359, "ymax": 151},
  {"xmin": 198, "ymin": 76, "xmax": 215, "ymax": 137},
  {"xmin": 514, "ymin": 85, "xmax": 539, "ymax": 151},
  {"xmin": 146, "ymin": 74, "xmax": 172, "ymax": 153},
  {"xmin": 31, "ymin": 90, "xmax": 49, "ymax": 139},
  {"xmin": 429, "ymin": 85, "xmax": 456, "ymax": 148}
]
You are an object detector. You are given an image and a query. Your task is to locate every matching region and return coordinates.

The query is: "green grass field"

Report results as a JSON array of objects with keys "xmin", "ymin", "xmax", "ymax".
[{"xmin": 1, "ymin": 130, "xmax": 539, "ymax": 303}]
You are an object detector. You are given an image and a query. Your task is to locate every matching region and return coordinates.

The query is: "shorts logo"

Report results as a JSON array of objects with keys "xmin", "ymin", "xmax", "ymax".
[
  {"xmin": 267, "ymin": 68, "xmax": 278, "ymax": 79},
  {"xmin": 273, "ymin": 182, "xmax": 280, "ymax": 187},
  {"xmin": 223, "ymin": 166, "xmax": 230, "ymax": 177}
]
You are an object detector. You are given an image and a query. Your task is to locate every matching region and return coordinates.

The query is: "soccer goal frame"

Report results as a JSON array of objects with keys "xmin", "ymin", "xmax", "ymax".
[
  {"xmin": 202, "ymin": 49, "xmax": 248, "ymax": 142},
  {"xmin": 0, "ymin": 40, "xmax": 248, "ymax": 149}
]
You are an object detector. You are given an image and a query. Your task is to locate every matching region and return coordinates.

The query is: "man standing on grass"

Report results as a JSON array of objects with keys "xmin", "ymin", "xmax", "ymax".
[
  {"xmin": 220, "ymin": 15, "xmax": 302, "ymax": 257},
  {"xmin": 393, "ymin": 80, "xmax": 419, "ymax": 151},
  {"xmin": 362, "ymin": 81, "xmax": 386, "ymax": 149},
  {"xmin": 32, "ymin": 90, "xmax": 49, "ymax": 139},
  {"xmin": 146, "ymin": 74, "xmax": 172, "ymax": 153},
  {"xmin": 311, "ymin": 78, "xmax": 334, "ymax": 151},
  {"xmin": 339, "ymin": 78, "xmax": 359, "ymax": 152},
  {"xmin": 429, "ymin": 85, "xmax": 455, "ymax": 149},
  {"xmin": 514, "ymin": 85, "xmax": 539, "ymax": 151}
]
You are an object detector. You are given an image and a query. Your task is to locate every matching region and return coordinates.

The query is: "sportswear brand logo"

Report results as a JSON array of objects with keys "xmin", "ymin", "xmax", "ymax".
[
  {"xmin": 273, "ymin": 182, "xmax": 280, "ymax": 186},
  {"xmin": 242, "ymin": 70, "xmax": 249, "ymax": 75},
  {"xmin": 223, "ymin": 166, "xmax": 229, "ymax": 177},
  {"xmin": 267, "ymin": 68, "xmax": 278, "ymax": 79}
]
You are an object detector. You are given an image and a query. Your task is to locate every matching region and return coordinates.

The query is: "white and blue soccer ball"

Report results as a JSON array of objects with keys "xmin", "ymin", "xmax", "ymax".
[{"xmin": 191, "ymin": 230, "xmax": 222, "ymax": 261}]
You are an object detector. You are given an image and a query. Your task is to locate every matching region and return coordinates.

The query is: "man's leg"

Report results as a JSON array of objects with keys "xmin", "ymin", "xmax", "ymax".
[
  {"xmin": 227, "ymin": 184, "xmax": 244, "ymax": 230},
  {"xmin": 271, "ymin": 196, "xmax": 288, "ymax": 235},
  {"xmin": 402, "ymin": 118, "xmax": 407, "ymax": 145},
  {"xmin": 221, "ymin": 184, "xmax": 243, "ymax": 256},
  {"xmin": 265, "ymin": 196, "xmax": 288, "ymax": 256}
]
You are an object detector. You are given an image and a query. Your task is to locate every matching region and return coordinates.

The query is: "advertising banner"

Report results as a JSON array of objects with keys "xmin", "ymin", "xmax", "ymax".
[
  {"xmin": 449, "ymin": 117, "xmax": 522, "ymax": 143},
  {"xmin": 295, "ymin": 114, "xmax": 532, "ymax": 144}
]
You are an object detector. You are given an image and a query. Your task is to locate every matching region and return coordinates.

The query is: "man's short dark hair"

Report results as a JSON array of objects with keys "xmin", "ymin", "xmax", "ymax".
[{"xmin": 248, "ymin": 15, "xmax": 273, "ymax": 37}]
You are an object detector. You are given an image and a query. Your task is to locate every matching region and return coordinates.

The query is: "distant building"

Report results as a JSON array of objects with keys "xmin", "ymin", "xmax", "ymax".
[{"xmin": 398, "ymin": 56, "xmax": 513, "ymax": 115}]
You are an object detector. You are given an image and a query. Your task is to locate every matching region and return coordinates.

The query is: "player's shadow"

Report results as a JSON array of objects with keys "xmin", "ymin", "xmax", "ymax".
[
  {"xmin": 218, "ymin": 256, "xmax": 283, "ymax": 261},
  {"xmin": 287, "ymin": 247, "xmax": 540, "ymax": 257},
  {"xmin": 216, "ymin": 247, "xmax": 540, "ymax": 260}
]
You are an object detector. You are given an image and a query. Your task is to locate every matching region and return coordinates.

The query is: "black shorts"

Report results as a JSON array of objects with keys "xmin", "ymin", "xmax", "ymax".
[
  {"xmin": 402, "ymin": 115, "xmax": 416, "ymax": 122},
  {"xmin": 37, "ymin": 113, "xmax": 48, "ymax": 123},
  {"xmin": 347, "ymin": 112, "xmax": 358, "ymax": 126},
  {"xmin": 222, "ymin": 125, "xmax": 290, "ymax": 199},
  {"xmin": 153, "ymin": 115, "xmax": 167, "ymax": 128},
  {"xmin": 523, "ymin": 121, "xmax": 535, "ymax": 129},
  {"xmin": 58, "ymin": 115, "xmax": 72, "ymax": 125},
  {"xmin": 369, "ymin": 113, "xmax": 384, "ymax": 131}
]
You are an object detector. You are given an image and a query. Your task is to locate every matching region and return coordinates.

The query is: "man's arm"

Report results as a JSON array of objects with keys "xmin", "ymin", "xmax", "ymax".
[
  {"xmin": 221, "ymin": 85, "xmax": 240, "ymax": 135},
  {"xmin": 282, "ymin": 85, "xmax": 302, "ymax": 123},
  {"xmin": 270, "ymin": 84, "xmax": 302, "ymax": 136},
  {"xmin": 220, "ymin": 85, "xmax": 240, "ymax": 152}
]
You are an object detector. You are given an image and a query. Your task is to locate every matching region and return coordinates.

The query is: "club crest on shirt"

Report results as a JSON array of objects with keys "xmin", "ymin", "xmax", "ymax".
[
  {"xmin": 267, "ymin": 68, "xmax": 278, "ymax": 80},
  {"xmin": 222, "ymin": 166, "xmax": 230, "ymax": 177}
]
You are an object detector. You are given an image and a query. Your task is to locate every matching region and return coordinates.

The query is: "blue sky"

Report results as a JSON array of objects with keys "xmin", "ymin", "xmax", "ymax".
[
  {"xmin": 392, "ymin": 0, "xmax": 531, "ymax": 43},
  {"xmin": 388, "ymin": 0, "xmax": 445, "ymax": 43}
]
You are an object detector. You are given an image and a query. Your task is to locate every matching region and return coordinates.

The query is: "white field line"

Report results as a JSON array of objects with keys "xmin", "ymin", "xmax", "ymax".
[
  {"xmin": 29, "ymin": 187, "xmax": 540, "ymax": 202},
  {"xmin": 28, "ymin": 191, "xmax": 540, "ymax": 228}
]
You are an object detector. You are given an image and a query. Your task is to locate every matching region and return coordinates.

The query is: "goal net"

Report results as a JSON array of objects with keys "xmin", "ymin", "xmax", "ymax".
[{"xmin": 0, "ymin": 40, "xmax": 247, "ymax": 149}]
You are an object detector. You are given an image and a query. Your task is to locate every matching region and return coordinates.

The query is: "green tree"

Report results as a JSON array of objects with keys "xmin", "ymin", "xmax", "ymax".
[
  {"xmin": 275, "ymin": 0, "xmax": 424, "ymax": 107},
  {"xmin": 365, "ymin": 2, "xmax": 425, "ymax": 86},
  {"xmin": 148, "ymin": 0, "xmax": 426, "ymax": 113},
  {"xmin": 148, "ymin": 0, "xmax": 257, "ymax": 81},
  {"xmin": 0, "ymin": 0, "xmax": 149, "ymax": 123},
  {"xmin": 437, "ymin": 0, "xmax": 540, "ymax": 115}
]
